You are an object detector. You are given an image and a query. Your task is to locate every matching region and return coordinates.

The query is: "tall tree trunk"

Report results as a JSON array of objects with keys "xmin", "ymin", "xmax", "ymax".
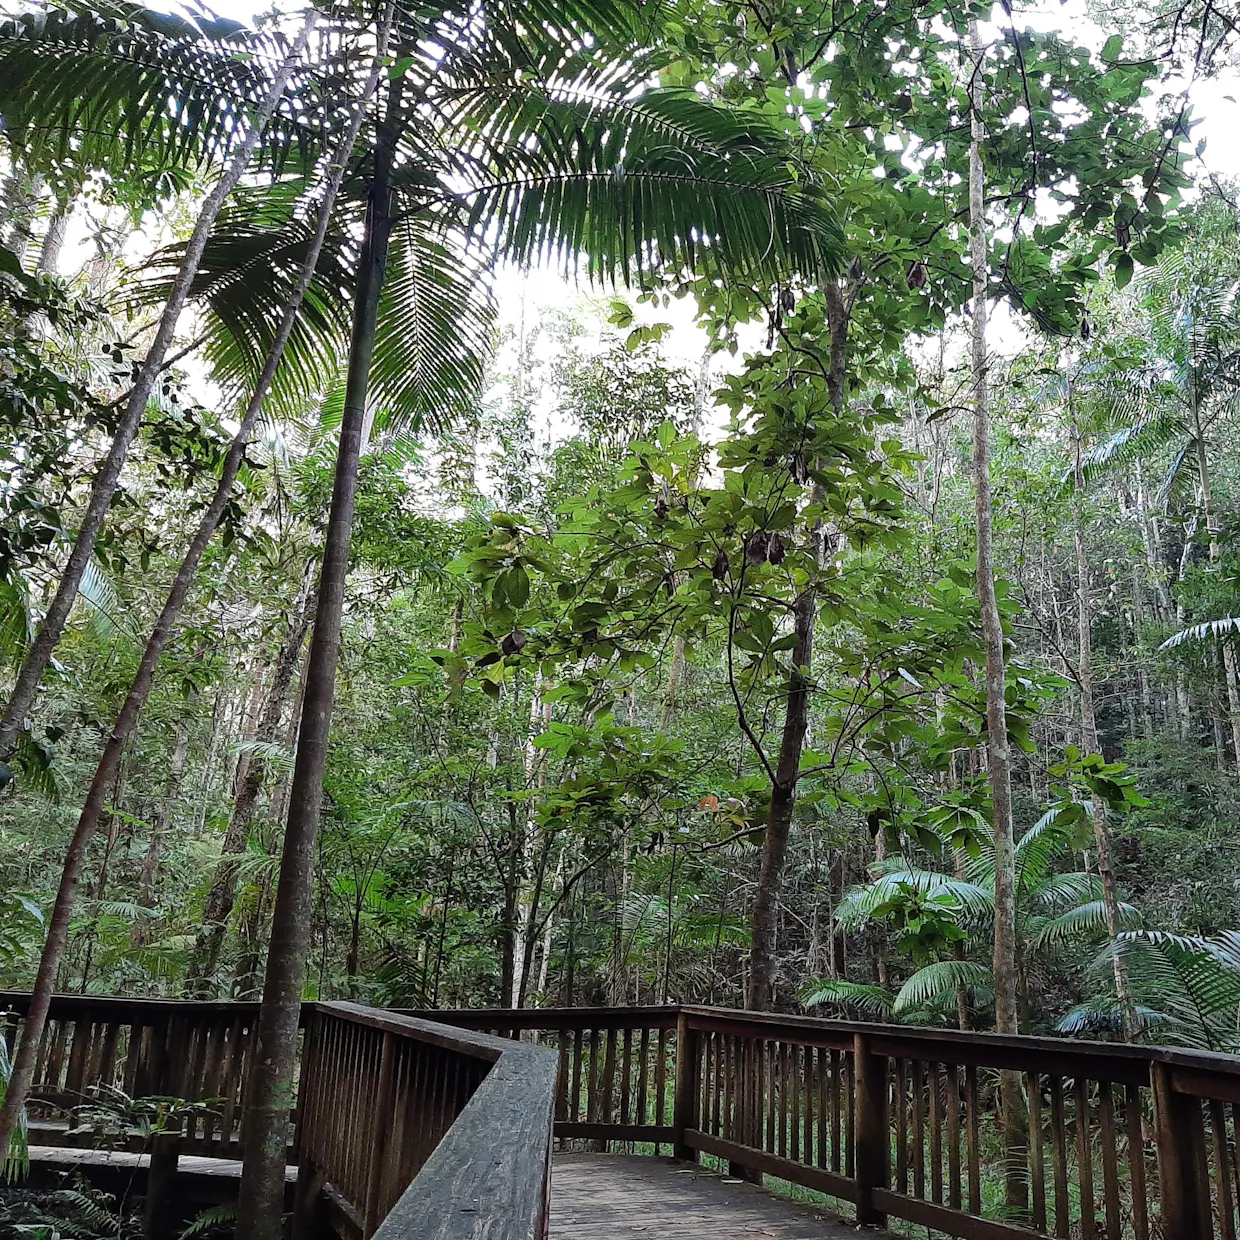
[
  {"xmin": 1192, "ymin": 431, "xmax": 1240, "ymax": 767},
  {"xmin": 968, "ymin": 20, "xmax": 1026, "ymax": 1212},
  {"xmin": 745, "ymin": 282, "xmax": 845, "ymax": 1012},
  {"xmin": 235, "ymin": 61, "xmax": 399, "ymax": 1240},
  {"xmin": 1071, "ymin": 408, "xmax": 1137, "ymax": 1039},
  {"xmin": 185, "ymin": 572, "xmax": 316, "ymax": 995},
  {"xmin": 130, "ymin": 721, "xmax": 191, "ymax": 948},
  {"xmin": 0, "ymin": 16, "xmax": 314, "ymax": 769},
  {"xmin": 0, "ymin": 23, "xmax": 320, "ymax": 1164}
]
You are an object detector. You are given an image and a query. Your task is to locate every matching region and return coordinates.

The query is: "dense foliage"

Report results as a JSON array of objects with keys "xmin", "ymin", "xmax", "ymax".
[{"xmin": 4, "ymin": 0, "xmax": 1240, "ymax": 1210}]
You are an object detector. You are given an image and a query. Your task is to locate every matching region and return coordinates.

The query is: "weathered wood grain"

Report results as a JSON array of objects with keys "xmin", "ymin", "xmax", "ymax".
[{"xmin": 548, "ymin": 1154, "xmax": 856, "ymax": 1239}]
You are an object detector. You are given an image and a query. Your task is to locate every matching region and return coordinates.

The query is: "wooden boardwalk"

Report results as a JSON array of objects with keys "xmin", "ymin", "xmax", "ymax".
[{"xmin": 549, "ymin": 1154, "xmax": 857, "ymax": 1239}]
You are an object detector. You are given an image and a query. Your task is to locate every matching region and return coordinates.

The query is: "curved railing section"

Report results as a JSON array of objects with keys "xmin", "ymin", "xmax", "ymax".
[
  {"xmin": 9, "ymin": 991, "xmax": 1240, "ymax": 1239},
  {"xmin": 0, "ymin": 993, "xmax": 557, "ymax": 1240}
]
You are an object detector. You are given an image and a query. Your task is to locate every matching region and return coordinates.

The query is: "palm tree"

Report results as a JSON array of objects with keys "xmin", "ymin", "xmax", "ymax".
[{"xmin": 230, "ymin": 9, "xmax": 843, "ymax": 1230}]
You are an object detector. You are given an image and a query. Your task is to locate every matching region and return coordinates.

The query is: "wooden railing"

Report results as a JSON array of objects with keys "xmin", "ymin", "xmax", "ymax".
[
  {"xmin": 0, "ymin": 994, "xmax": 557, "ymax": 1240},
  {"xmin": 11, "ymin": 992, "xmax": 1240, "ymax": 1239},
  {"xmin": 0, "ymin": 993, "xmax": 265, "ymax": 1155},
  {"xmin": 295, "ymin": 1003, "xmax": 555, "ymax": 1239},
  {"xmin": 427, "ymin": 1003, "xmax": 1240, "ymax": 1240}
]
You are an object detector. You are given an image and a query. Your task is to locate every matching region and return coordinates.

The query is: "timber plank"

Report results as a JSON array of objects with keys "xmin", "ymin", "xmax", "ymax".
[{"xmin": 548, "ymin": 1154, "xmax": 859, "ymax": 1239}]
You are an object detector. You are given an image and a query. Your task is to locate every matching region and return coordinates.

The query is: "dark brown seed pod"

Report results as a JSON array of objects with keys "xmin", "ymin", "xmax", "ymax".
[
  {"xmin": 711, "ymin": 549, "xmax": 729, "ymax": 580},
  {"xmin": 501, "ymin": 630, "xmax": 527, "ymax": 656}
]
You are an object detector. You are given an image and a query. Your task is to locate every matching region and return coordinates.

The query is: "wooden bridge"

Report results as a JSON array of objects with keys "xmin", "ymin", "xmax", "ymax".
[{"xmin": 3, "ymin": 993, "xmax": 1240, "ymax": 1240}]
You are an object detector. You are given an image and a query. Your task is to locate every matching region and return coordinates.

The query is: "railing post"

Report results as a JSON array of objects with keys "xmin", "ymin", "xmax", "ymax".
[
  {"xmin": 673, "ymin": 1010, "xmax": 699, "ymax": 1162},
  {"xmin": 142, "ymin": 1127, "xmax": 181, "ymax": 1240},
  {"xmin": 853, "ymin": 1033, "xmax": 888, "ymax": 1227},
  {"xmin": 1151, "ymin": 1060, "xmax": 1209, "ymax": 1240},
  {"xmin": 363, "ymin": 1031, "xmax": 397, "ymax": 1237}
]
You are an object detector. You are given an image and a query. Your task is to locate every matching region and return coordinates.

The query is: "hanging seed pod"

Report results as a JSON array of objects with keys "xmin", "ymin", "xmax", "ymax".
[{"xmin": 711, "ymin": 549, "xmax": 729, "ymax": 580}]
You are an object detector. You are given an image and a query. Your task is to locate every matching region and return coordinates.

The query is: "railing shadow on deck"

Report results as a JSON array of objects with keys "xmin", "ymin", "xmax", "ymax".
[{"xmin": 6, "ymin": 992, "xmax": 1240, "ymax": 1240}]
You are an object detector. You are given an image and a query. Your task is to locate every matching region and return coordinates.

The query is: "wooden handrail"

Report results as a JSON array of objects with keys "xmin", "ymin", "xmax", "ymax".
[
  {"xmin": 10, "ymin": 991, "xmax": 1240, "ymax": 1239},
  {"xmin": 294, "ymin": 1003, "xmax": 555, "ymax": 1240}
]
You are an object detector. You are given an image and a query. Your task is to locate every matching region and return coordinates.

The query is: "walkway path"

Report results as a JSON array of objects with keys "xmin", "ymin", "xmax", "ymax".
[{"xmin": 549, "ymin": 1154, "xmax": 858, "ymax": 1239}]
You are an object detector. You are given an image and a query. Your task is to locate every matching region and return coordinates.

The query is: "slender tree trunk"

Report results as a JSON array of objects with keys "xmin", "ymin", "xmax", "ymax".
[
  {"xmin": 185, "ymin": 574, "xmax": 316, "ymax": 995},
  {"xmin": 130, "ymin": 721, "xmax": 191, "ymax": 948},
  {"xmin": 968, "ymin": 20, "xmax": 1026, "ymax": 1212},
  {"xmin": 745, "ymin": 282, "xmax": 846, "ymax": 1012},
  {"xmin": 1071, "ymin": 408, "xmax": 1137, "ymax": 1039},
  {"xmin": 0, "ymin": 16, "xmax": 314, "ymax": 769},
  {"xmin": 36, "ymin": 208, "xmax": 67, "ymax": 276},
  {"xmin": 235, "ymin": 61, "xmax": 399, "ymax": 1240}
]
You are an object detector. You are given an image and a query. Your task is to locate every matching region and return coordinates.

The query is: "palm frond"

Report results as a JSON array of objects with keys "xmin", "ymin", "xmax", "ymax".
[
  {"xmin": 439, "ymin": 84, "xmax": 843, "ymax": 283},
  {"xmin": 1033, "ymin": 900, "xmax": 1142, "ymax": 952},
  {"xmin": 1160, "ymin": 616, "xmax": 1240, "ymax": 649},
  {"xmin": 0, "ymin": 2, "xmax": 316, "ymax": 191},
  {"xmin": 1078, "ymin": 412, "xmax": 1188, "ymax": 484},
  {"xmin": 893, "ymin": 960, "xmax": 992, "ymax": 1014},
  {"xmin": 835, "ymin": 868, "xmax": 993, "ymax": 931},
  {"xmin": 799, "ymin": 979, "xmax": 894, "ymax": 1018}
]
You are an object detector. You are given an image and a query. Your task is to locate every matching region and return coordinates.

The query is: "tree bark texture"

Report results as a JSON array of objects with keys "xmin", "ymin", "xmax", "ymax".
[
  {"xmin": 968, "ymin": 20, "xmax": 1026, "ymax": 1212},
  {"xmin": 234, "ymin": 56, "xmax": 399, "ymax": 1240}
]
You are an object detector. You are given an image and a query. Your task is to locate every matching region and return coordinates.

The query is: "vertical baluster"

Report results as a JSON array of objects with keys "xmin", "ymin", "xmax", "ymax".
[
  {"xmin": 570, "ymin": 1028, "xmax": 584, "ymax": 1124},
  {"xmin": 895, "ymin": 1058, "xmax": 908, "ymax": 1196},
  {"xmin": 1128, "ymin": 1085, "xmax": 1150, "ymax": 1240},
  {"xmin": 844, "ymin": 1049, "xmax": 856, "ymax": 1178},
  {"xmin": 217, "ymin": 1019, "xmax": 242, "ymax": 1152},
  {"xmin": 65, "ymin": 1019, "xmax": 91, "ymax": 1097},
  {"xmin": 929, "ymin": 1061, "xmax": 943, "ymax": 1205},
  {"xmin": 47, "ymin": 1020, "xmax": 69, "ymax": 1091},
  {"xmin": 1099, "ymin": 1083, "xmax": 1123, "ymax": 1240},
  {"xmin": 85, "ymin": 1021, "xmax": 105, "ymax": 1089},
  {"xmin": 771, "ymin": 1042, "xmax": 782, "ymax": 1157},
  {"xmin": 654, "ymin": 1027, "xmax": 668, "ymax": 1151},
  {"xmin": 830, "ymin": 1048, "xmax": 842, "ymax": 1173},
  {"xmin": 791, "ymin": 1044, "xmax": 802, "ymax": 1163},
  {"xmin": 1213, "ymin": 1099, "xmax": 1236, "ymax": 1240},
  {"xmin": 601, "ymin": 1027, "xmax": 618, "ymax": 1145},
  {"xmin": 946, "ymin": 1062, "xmax": 961, "ymax": 1209},
  {"xmin": 912, "ymin": 1058, "xmax": 925, "ymax": 1200},
  {"xmin": 1050, "ymin": 1075, "xmax": 1070, "ymax": 1238},
  {"xmin": 816, "ymin": 1047, "xmax": 828, "ymax": 1170},
  {"xmin": 965, "ymin": 1064, "xmax": 981, "ymax": 1213},
  {"xmin": 1074, "ymin": 1078, "xmax": 1096, "ymax": 1238},
  {"xmin": 555, "ymin": 1031, "xmax": 569, "ymax": 1126},
  {"xmin": 1029, "ymin": 1071, "xmax": 1047, "ymax": 1232},
  {"xmin": 98, "ymin": 1022, "xmax": 121, "ymax": 1091},
  {"xmin": 586, "ymin": 1028, "xmax": 600, "ymax": 1124},
  {"xmin": 712, "ymin": 1032, "xmax": 723, "ymax": 1139},
  {"xmin": 32, "ymin": 1016, "xmax": 51, "ymax": 1089},
  {"xmin": 620, "ymin": 1028, "xmax": 633, "ymax": 1137}
]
